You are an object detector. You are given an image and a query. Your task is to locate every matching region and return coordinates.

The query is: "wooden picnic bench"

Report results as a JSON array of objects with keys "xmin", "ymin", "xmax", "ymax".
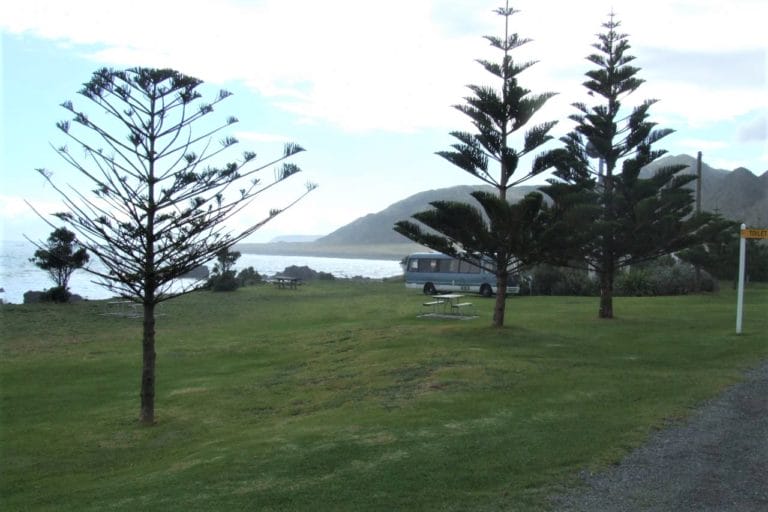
[
  {"xmin": 271, "ymin": 275, "xmax": 301, "ymax": 289},
  {"xmin": 419, "ymin": 294, "xmax": 476, "ymax": 318},
  {"xmin": 450, "ymin": 302, "xmax": 474, "ymax": 315},
  {"xmin": 422, "ymin": 299, "xmax": 446, "ymax": 314},
  {"xmin": 103, "ymin": 300, "xmax": 141, "ymax": 318}
]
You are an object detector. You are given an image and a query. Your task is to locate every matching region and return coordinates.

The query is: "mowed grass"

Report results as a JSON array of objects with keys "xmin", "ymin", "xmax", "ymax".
[{"xmin": 1, "ymin": 281, "xmax": 766, "ymax": 511}]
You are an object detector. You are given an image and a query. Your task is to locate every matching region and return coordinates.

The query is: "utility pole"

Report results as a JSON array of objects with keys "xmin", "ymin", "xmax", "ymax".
[
  {"xmin": 694, "ymin": 151, "xmax": 702, "ymax": 291},
  {"xmin": 696, "ymin": 151, "xmax": 702, "ymax": 213}
]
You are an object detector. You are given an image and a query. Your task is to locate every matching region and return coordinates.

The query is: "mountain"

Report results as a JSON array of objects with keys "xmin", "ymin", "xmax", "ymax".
[
  {"xmin": 317, "ymin": 154, "xmax": 767, "ymax": 248},
  {"xmin": 641, "ymin": 154, "xmax": 768, "ymax": 226},
  {"xmin": 314, "ymin": 185, "xmax": 539, "ymax": 246},
  {"xmin": 239, "ymin": 154, "xmax": 767, "ymax": 259},
  {"xmin": 269, "ymin": 235, "xmax": 323, "ymax": 243}
]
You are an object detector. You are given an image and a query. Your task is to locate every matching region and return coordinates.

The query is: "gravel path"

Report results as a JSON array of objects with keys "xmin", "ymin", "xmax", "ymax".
[{"xmin": 552, "ymin": 361, "xmax": 768, "ymax": 511}]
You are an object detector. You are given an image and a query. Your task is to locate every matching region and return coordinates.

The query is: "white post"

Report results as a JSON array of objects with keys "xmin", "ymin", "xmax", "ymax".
[{"xmin": 736, "ymin": 223, "xmax": 746, "ymax": 334}]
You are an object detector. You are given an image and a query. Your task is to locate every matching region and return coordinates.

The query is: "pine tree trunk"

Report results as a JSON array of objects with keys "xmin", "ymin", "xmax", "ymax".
[
  {"xmin": 139, "ymin": 301, "xmax": 156, "ymax": 424},
  {"xmin": 492, "ymin": 274, "xmax": 508, "ymax": 328},
  {"xmin": 598, "ymin": 269, "xmax": 614, "ymax": 319},
  {"xmin": 600, "ymin": 170, "xmax": 615, "ymax": 319}
]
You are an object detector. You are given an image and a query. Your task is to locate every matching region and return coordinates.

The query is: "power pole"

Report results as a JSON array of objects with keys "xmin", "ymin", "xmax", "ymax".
[
  {"xmin": 694, "ymin": 151, "xmax": 702, "ymax": 290},
  {"xmin": 696, "ymin": 151, "xmax": 702, "ymax": 214}
]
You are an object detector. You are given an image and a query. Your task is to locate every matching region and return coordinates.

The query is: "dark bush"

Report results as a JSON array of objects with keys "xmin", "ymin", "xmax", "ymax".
[
  {"xmin": 236, "ymin": 266, "xmax": 262, "ymax": 286},
  {"xmin": 615, "ymin": 260, "xmax": 716, "ymax": 296},
  {"xmin": 551, "ymin": 269, "xmax": 597, "ymax": 296},
  {"xmin": 527, "ymin": 259, "xmax": 714, "ymax": 297},
  {"xmin": 529, "ymin": 265, "xmax": 596, "ymax": 296},
  {"xmin": 529, "ymin": 265, "xmax": 564, "ymax": 295},
  {"xmin": 208, "ymin": 271, "xmax": 238, "ymax": 292},
  {"xmin": 615, "ymin": 268, "xmax": 655, "ymax": 296},
  {"xmin": 316, "ymin": 271, "xmax": 336, "ymax": 281},
  {"xmin": 41, "ymin": 286, "xmax": 72, "ymax": 303}
]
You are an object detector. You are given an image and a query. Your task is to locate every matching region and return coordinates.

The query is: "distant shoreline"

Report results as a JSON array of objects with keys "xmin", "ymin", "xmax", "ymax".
[{"xmin": 235, "ymin": 242, "xmax": 426, "ymax": 261}]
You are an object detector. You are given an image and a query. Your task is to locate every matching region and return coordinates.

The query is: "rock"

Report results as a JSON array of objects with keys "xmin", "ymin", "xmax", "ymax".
[
  {"xmin": 23, "ymin": 291, "xmax": 45, "ymax": 304},
  {"xmin": 280, "ymin": 265, "xmax": 318, "ymax": 281},
  {"xmin": 182, "ymin": 265, "xmax": 210, "ymax": 279},
  {"xmin": 23, "ymin": 290, "xmax": 85, "ymax": 304}
]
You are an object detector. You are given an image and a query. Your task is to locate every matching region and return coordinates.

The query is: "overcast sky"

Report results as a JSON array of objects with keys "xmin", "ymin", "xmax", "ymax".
[{"xmin": 2, "ymin": 0, "xmax": 766, "ymax": 242}]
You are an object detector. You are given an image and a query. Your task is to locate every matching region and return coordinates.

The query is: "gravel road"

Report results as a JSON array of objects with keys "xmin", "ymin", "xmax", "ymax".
[{"xmin": 552, "ymin": 361, "xmax": 768, "ymax": 511}]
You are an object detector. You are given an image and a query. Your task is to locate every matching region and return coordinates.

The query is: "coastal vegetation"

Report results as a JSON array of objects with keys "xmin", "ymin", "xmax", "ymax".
[
  {"xmin": 28, "ymin": 227, "xmax": 89, "ymax": 303},
  {"xmin": 2, "ymin": 281, "xmax": 766, "ymax": 510}
]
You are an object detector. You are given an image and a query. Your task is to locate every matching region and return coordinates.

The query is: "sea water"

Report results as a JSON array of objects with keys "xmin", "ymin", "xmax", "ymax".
[{"xmin": 0, "ymin": 240, "xmax": 403, "ymax": 304}]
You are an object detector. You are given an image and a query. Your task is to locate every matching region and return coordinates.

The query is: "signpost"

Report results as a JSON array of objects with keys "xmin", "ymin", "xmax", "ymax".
[
  {"xmin": 741, "ymin": 228, "xmax": 768, "ymax": 239},
  {"xmin": 736, "ymin": 224, "xmax": 768, "ymax": 334}
]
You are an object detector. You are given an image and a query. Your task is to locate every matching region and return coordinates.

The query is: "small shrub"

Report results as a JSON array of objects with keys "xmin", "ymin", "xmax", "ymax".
[
  {"xmin": 551, "ymin": 269, "xmax": 597, "ymax": 296},
  {"xmin": 236, "ymin": 266, "xmax": 262, "ymax": 287},
  {"xmin": 317, "ymin": 271, "xmax": 335, "ymax": 281},
  {"xmin": 208, "ymin": 271, "xmax": 239, "ymax": 292},
  {"xmin": 529, "ymin": 265, "xmax": 596, "ymax": 296},
  {"xmin": 529, "ymin": 265, "xmax": 565, "ymax": 295},
  {"xmin": 41, "ymin": 286, "xmax": 72, "ymax": 303},
  {"xmin": 615, "ymin": 261, "xmax": 715, "ymax": 296},
  {"xmin": 615, "ymin": 269, "xmax": 655, "ymax": 296}
]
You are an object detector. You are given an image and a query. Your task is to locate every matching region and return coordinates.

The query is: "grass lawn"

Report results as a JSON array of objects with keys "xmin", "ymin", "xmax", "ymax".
[{"xmin": 1, "ymin": 280, "xmax": 766, "ymax": 511}]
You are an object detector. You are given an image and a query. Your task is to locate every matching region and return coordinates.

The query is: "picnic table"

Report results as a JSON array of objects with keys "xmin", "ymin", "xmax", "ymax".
[
  {"xmin": 271, "ymin": 275, "xmax": 301, "ymax": 289},
  {"xmin": 421, "ymin": 294, "xmax": 475, "ymax": 317},
  {"xmin": 103, "ymin": 300, "xmax": 141, "ymax": 318}
]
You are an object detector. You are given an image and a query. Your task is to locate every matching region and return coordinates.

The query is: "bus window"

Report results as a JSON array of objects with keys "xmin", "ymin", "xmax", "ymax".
[
  {"xmin": 417, "ymin": 258, "xmax": 438, "ymax": 272},
  {"xmin": 458, "ymin": 259, "xmax": 481, "ymax": 273},
  {"xmin": 437, "ymin": 258, "xmax": 458, "ymax": 273}
]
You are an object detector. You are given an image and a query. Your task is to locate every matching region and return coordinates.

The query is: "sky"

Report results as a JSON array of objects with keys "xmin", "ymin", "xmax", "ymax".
[{"xmin": 1, "ymin": 0, "xmax": 766, "ymax": 243}]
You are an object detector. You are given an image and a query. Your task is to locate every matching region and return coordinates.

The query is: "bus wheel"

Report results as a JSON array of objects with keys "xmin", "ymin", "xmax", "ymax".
[
  {"xmin": 480, "ymin": 284, "xmax": 493, "ymax": 297},
  {"xmin": 423, "ymin": 283, "xmax": 436, "ymax": 295}
]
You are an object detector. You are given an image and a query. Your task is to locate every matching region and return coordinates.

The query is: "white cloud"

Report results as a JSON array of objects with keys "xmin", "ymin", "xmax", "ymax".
[
  {"xmin": 0, "ymin": 195, "xmax": 67, "ymax": 240},
  {"xmin": 0, "ymin": 194, "xmax": 62, "ymax": 219},
  {"xmin": 234, "ymin": 131, "xmax": 291, "ymax": 144},
  {"xmin": 2, "ymin": 0, "xmax": 766, "ymax": 135},
  {"xmin": 674, "ymin": 139, "xmax": 729, "ymax": 157},
  {"xmin": 706, "ymin": 157, "xmax": 754, "ymax": 172},
  {"xmin": 643, "ymin": 81, "xmax": 766, "ymax": 127},
  {"xmin": 738, "ymin": 114, "xmax": 768, "ymax": 143},
  {"xmin": 3, "ymin": 0, "xmax": 767, "ymax": 243}
]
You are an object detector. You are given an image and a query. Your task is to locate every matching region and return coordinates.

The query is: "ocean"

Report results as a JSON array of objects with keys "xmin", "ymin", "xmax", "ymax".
[{"xmin": 0, "ymin": 240, "xmax": 404, "ymax": 304}]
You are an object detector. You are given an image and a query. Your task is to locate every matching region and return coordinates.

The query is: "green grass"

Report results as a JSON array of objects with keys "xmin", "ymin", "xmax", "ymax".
[{"xmin": 1, "ymin": 281, "xmax": 766, "ymax": 511}]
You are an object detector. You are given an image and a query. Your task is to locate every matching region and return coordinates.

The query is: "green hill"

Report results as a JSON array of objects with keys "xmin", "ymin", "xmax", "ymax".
[{"xmin": 239, "ymin": 154, "xmax": 767, "ymax": 259}]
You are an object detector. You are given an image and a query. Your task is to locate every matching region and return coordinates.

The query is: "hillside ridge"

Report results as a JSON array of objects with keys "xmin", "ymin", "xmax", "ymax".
[{"xmin": 241, "ymin": 154, "xmax": 767, "ymax": 258}]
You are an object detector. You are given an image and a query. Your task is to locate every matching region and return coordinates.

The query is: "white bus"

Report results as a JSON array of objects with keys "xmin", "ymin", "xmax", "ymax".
[{"xmin": 403, "ymin": 252, "xmax": 520, "ymax": 297}]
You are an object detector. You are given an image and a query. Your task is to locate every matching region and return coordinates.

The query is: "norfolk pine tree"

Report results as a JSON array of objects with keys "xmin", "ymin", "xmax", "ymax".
[
  {"xmin": 395, "ymin": 3, "xmax": 559, "ymax": 328},
  {"xmin": 36, "ymin": 68, "xmax": 315, "ymax": 424},
  {"xmin": 544, "ymin": 15, "xmax": 712, "ymax": 318}
]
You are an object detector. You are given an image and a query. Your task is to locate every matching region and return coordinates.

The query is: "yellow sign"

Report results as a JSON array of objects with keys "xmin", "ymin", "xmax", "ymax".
[{"xmin": 741, "ymin": 228, "xmax": 768, "ymax": 239}]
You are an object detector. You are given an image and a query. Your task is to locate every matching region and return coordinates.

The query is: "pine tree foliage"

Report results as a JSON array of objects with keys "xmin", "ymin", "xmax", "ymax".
[
  {"xmin": 39, "ymin": 68, "xmax": 314, "ymax": 302},
  {"xmin": 543, "ymin": 15, "xmax": 712, "ymax": 318},
  {"xmin": 34, "ymin": 67, "xmax": 316, "ymax": 423},
  {"xmin": 395, "ymin": 2, "xmax": 559, "ymax": 327}
]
